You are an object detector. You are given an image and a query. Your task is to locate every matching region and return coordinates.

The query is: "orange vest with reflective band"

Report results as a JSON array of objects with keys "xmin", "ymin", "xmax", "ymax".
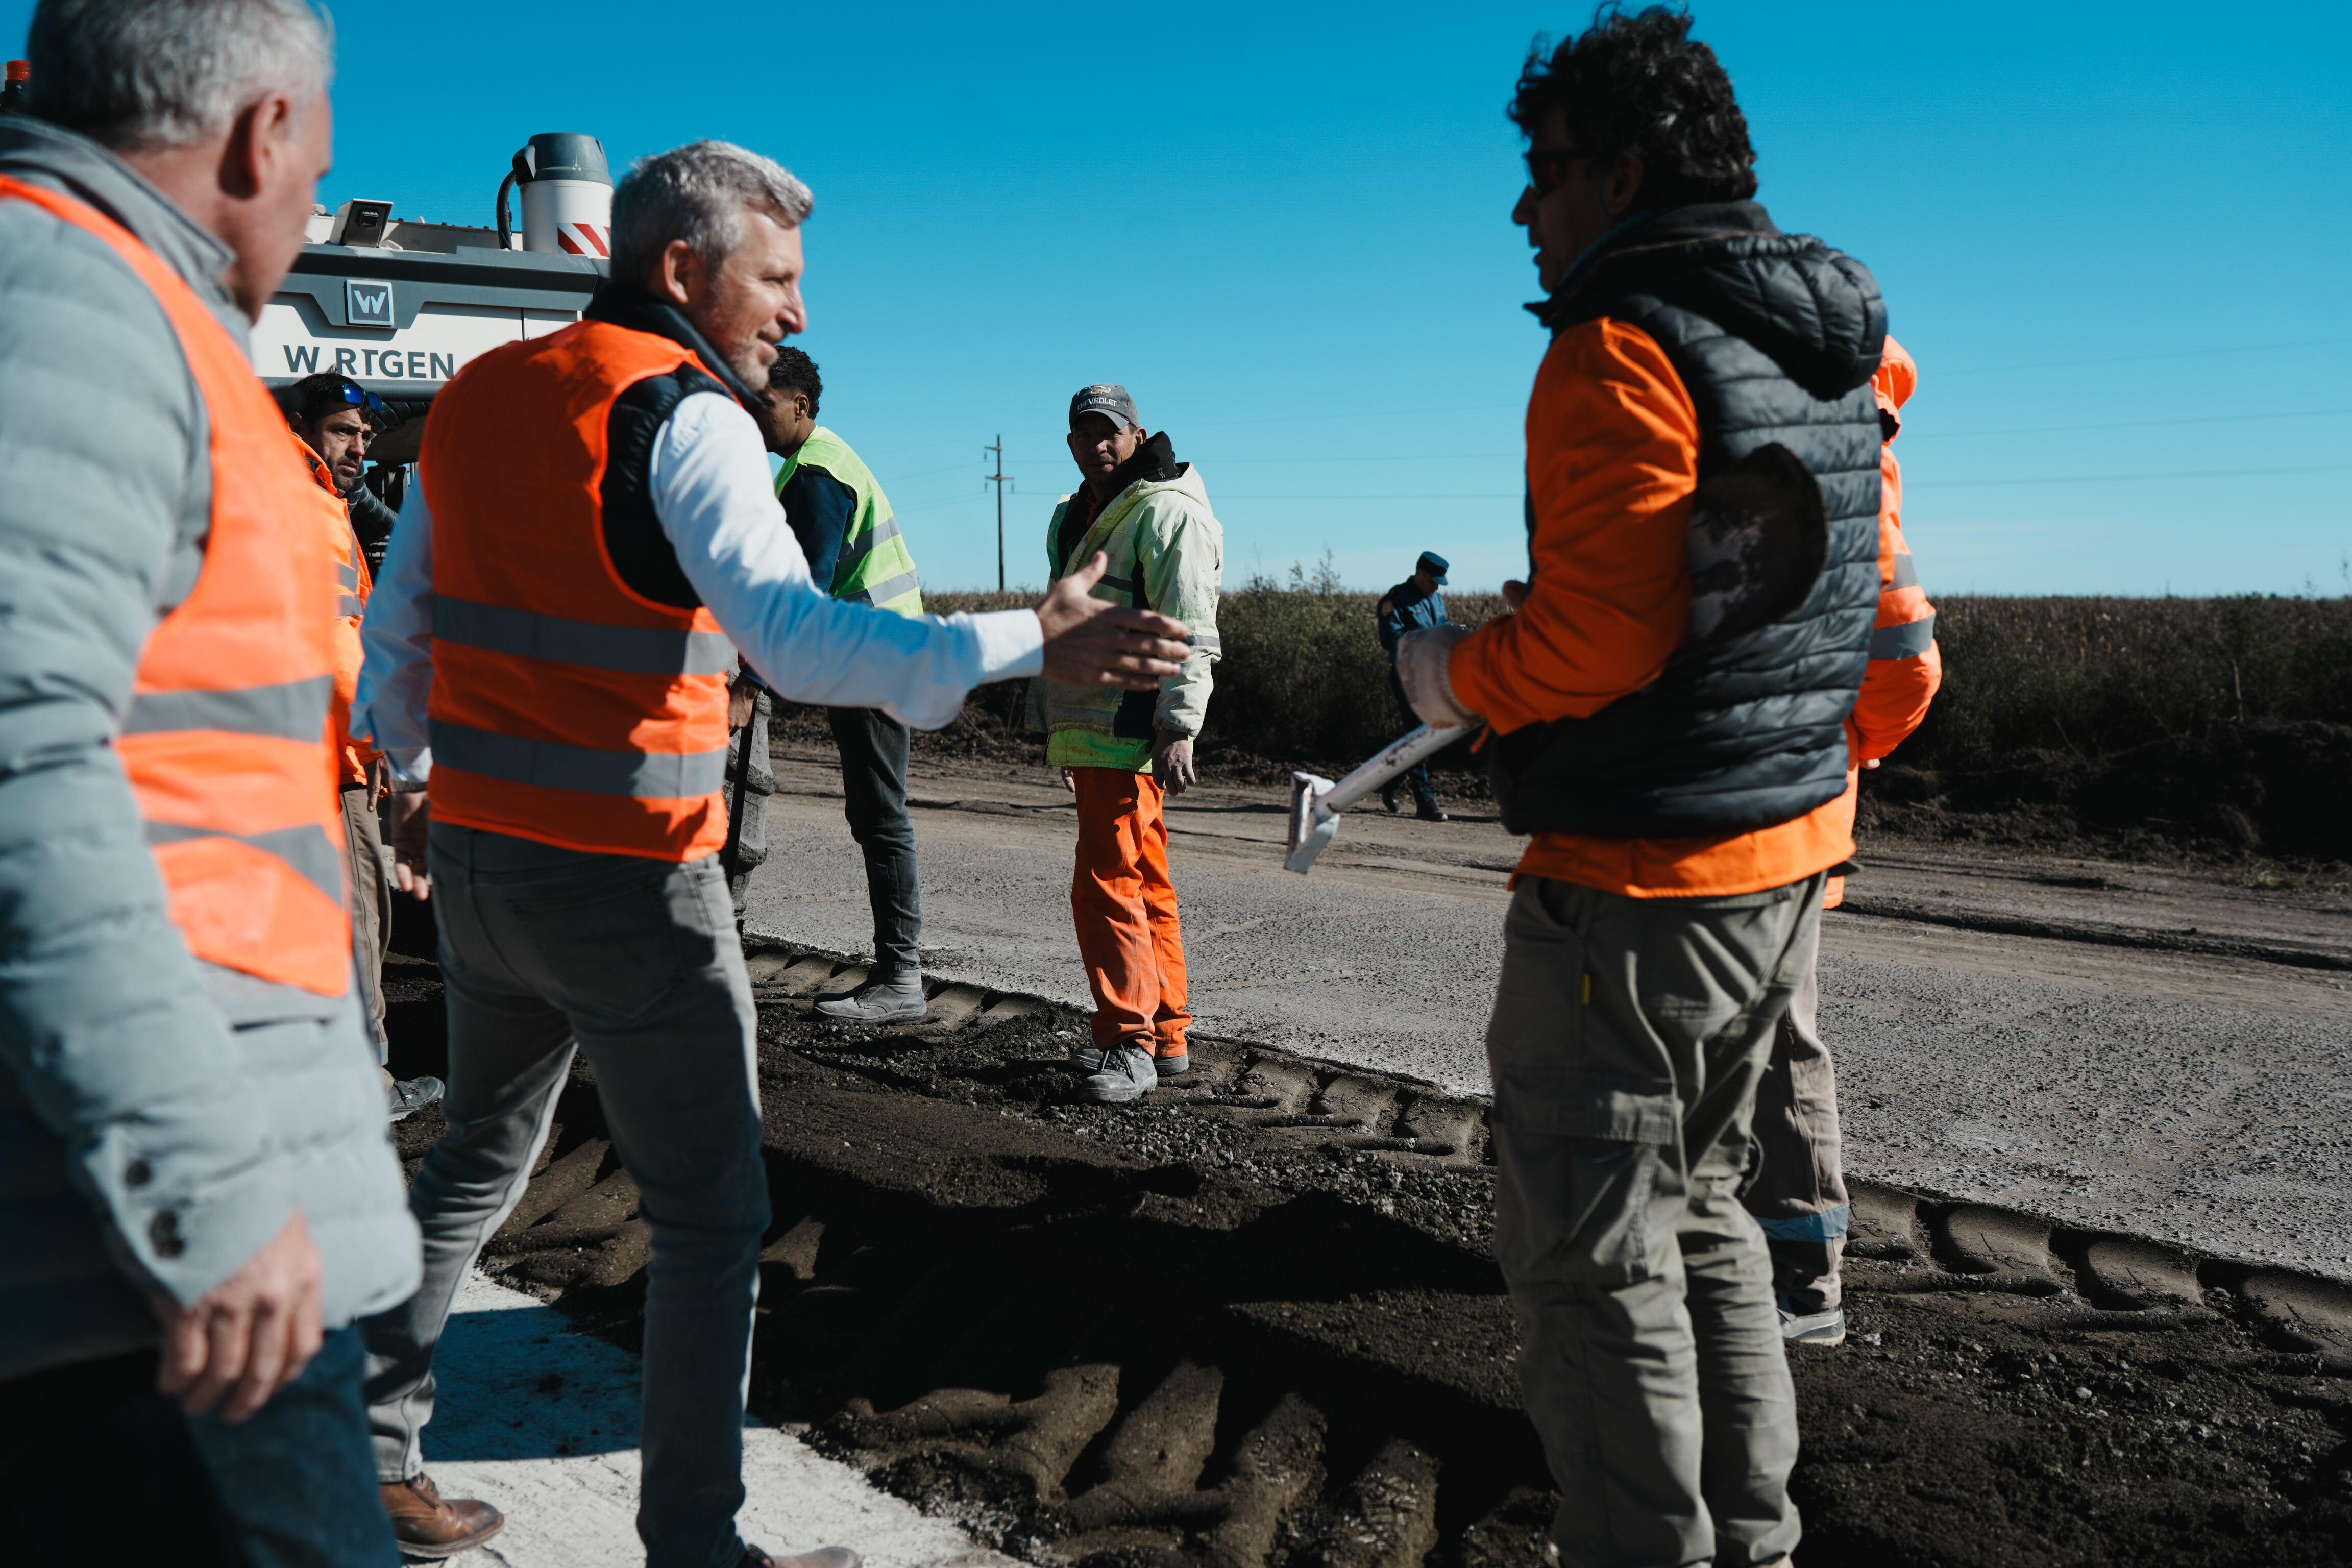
[
  {"xmin": 420, "ymin": 321, "xmax": 734, "ymax": 861},
  {"xmin": 294, "ymin": 435, "xmax": 377, "ymax": 786},
  {"xmin": 0, "ymin": 178, "xmax": 351, "ymax": 995}
]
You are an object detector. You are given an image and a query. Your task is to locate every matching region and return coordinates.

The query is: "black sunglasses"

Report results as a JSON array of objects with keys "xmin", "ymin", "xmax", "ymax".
[{"xmin": 1524, "ymin": 146, "xmax": 1608, "ymax": 198}]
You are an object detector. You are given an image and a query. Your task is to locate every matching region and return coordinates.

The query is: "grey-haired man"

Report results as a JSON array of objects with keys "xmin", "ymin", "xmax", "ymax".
[
  {"xmin": 354, "ymin": 143, "xmax": 1190, "ymax": 1568},
  {"xmin": 0, "ymin": 4, "xmax": 419, "ymax": 1566}
]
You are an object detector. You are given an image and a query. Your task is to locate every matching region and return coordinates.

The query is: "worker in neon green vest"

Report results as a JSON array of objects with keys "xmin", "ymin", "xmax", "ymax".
[{"xmin": 750, "ymin": 347, "xmax": 928, "ymax": 1020}]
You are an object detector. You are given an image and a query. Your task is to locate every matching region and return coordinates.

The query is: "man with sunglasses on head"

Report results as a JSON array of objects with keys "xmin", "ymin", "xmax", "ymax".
[
  {"xmin": 1392, "ymin": 11, "xmax": 1883, "ymax": 1567},
  {"xmin": 280, "ymin": 372, "xmax": 444, "ymax": 1124},
  {"xmin": 280, "ymin": 371, "xmax": 399, "ymax": 572}
]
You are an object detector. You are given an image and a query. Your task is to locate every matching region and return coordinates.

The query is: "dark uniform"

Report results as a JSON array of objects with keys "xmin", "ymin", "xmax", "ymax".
[{"xmin": 1375, "ymin": 553, "xmax": 1452, "ymax": 818}]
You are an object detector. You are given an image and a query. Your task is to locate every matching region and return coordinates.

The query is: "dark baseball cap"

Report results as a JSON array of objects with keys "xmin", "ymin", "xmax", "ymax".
[
  {"xmin": 1069, "ymin": 384, "xmax": 1140, "ymax": 431},
  {"xmin": 1417, "ymin": 551, "xmax": 1450, "ymax": 583}
]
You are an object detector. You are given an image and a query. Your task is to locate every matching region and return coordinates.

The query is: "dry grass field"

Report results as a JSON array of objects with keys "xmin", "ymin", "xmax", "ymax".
[{"xmin": 897, "ymin": 586, "xmax": 2352, "ymax": 865}]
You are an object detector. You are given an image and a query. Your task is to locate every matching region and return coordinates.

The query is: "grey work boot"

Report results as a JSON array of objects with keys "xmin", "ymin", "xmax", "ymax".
[
  {"xmin": 1081, "ymin": 1043, "xmax": 1158, "ymax": 1104},
  {"xmin": 1067, "ymin": 1041, "xmax": 1106, "ymax": 1074},
  {"xmin": 815, "ymin": 971, "xmax": 928, "ymax": 1023}
]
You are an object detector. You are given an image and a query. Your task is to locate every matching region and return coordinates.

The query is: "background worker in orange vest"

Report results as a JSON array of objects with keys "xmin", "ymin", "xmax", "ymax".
[
  {"xmin": 280, "ymin": 372, "xmax": 445, "ymax": 1122},
  {"xmin": 1742, "ymin": 336, "xmax": 1941, "ymax": 1348},
  {"xmin": 352, "ymin": 141, "xmax": 1189, "ymax": 1568},
  {"xmin": 0, "ymin": 4, "xmax": 421, "ymax": 1566}
]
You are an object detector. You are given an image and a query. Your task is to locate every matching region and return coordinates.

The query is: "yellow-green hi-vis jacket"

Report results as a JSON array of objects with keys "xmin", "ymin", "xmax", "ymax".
[
  {"xmin": 774, "ymin": 426, "xmax": 923, "ymax": 616},
  {"xmin": 1029, "ymin": 457, "xmax": 1224, "ymax": 772}
]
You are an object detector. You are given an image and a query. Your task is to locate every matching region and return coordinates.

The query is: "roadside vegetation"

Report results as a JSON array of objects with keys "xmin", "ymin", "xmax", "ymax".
[{"xmin": 866, "ymin": 585, "xmax": 2352, "ymax": 867}]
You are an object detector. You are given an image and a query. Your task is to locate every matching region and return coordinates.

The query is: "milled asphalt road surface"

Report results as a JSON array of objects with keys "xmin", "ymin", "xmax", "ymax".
[{"xmin": 745, "ymin": 745, "xmax": 2352, "ymax": 1282}]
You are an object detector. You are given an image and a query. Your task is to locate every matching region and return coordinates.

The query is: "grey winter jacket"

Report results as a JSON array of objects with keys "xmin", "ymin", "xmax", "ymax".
[{"xmin": 0, "ymin": 117, "xmax": 419, "ymax": 1380}]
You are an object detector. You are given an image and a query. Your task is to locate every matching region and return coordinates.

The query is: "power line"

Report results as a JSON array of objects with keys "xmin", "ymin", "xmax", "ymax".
[
  {"xmin": 1914, "ymin": 460, "xmax": 2352, "ymax": 489},
  {"xmin": 1932, "ymin": 334, "xmax": 2352, "ymax": 378},
  {"xmin": 1906, "ymin": 407, "xmax": 2352, "ymax": 440}
]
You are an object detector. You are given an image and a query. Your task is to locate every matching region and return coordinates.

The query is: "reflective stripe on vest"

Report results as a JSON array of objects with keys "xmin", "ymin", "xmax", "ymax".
[
  {"xmin": 421, "ymin": 320, "xmax": 734, "ymax": 861},
  {"xmin": 432, "ymin": 595, "xmax": 736, "ymax": 675},
  {"xmin": 0, "ymin": 178, "xmax": 350, "ymax": 995}
]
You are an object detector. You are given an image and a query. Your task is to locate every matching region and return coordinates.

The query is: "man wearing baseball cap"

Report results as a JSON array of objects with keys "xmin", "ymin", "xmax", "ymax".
[
  {"xmin": 1375, "ymin": 550, "xmax": 1455, "ymax": 820},
  {"xmin": 1032, "ymin": 385, "xmax": 1223, "ymax": 1104}
]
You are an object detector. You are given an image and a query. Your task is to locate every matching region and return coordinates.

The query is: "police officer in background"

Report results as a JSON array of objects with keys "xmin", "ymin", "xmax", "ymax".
[
  {"xmin": 752, "ymin": 347, "xmax": 930, "ymax": 1021},
  {"xmin": 1375, "ymin": 550, "xmax": 1453, "ymax": 820}
]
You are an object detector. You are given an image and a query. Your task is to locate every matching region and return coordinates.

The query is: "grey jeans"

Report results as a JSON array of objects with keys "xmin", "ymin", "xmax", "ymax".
[
  {"xmin": 1486, "ymin": 873, "xmax": 1823, "ymax": 1568},
  {"xmin": 1743, "ymin": 963, "xmax": 1848, "ymax": 1313},
  {"xmin": 362, "ymin": 824, "xmax": 769, "ymax": 1568}
]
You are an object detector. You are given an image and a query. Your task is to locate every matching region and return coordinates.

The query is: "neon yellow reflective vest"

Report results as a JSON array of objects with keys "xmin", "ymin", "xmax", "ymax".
[{"xmin": 774, "ymin": 426, "xmax": 923, "ymax": 616}]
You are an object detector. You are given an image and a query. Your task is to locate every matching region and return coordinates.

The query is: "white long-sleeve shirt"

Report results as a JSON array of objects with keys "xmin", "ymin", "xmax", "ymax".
[{"xmin": 353, "ymin": 389, "xmax": 1043, "ymax": 783}]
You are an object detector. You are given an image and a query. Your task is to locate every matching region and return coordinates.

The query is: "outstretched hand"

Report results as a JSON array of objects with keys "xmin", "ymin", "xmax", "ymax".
[{"xmin": 1037, "ymin": 552, "xmax": 1191, "ymax": 690}]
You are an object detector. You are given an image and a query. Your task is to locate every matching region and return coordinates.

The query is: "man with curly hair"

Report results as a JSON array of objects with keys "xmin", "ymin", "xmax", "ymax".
[{"xmin": 1394, "ymin": 9, "xmax": 1886, "ymax": 1564}]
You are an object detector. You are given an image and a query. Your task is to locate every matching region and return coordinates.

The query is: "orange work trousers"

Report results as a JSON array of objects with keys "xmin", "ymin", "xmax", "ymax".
[{"xmin": 1070, "ymin": 766, "xmax": 1190, "ymax": 1057}]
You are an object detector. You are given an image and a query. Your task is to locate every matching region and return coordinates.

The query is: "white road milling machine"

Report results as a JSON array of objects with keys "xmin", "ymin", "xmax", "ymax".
[{"xmin": 254, "ymin": 131, "xmax": 616, "ymax": 468}]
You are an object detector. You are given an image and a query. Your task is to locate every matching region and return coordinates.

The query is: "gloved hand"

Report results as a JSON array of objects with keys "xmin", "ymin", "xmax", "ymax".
[
  {"xmin": 1395, "ymin": 625, "xmax": 1480, "ymax": 728},
  {"xmin": 1151, "ymin": 729, "xmax": 1198, "ymax": 795}
]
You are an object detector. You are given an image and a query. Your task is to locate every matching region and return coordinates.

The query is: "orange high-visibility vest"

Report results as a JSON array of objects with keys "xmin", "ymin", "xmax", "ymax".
[
  {"xmin": 420, "ymin": 321, "xmax": 734, "ymax": 861},
  {"xmin": 0, "ymin": 177, "xmax": 351, "ymax": 996},
  {"xmin": 293, "ymin": 435, "xmax": 377, "ymax": 786}
]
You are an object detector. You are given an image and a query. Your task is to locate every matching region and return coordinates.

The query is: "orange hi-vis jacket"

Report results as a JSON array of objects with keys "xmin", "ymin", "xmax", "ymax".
[
  {"xmin": 419, "ymin": 321, "xmax": 736, "ymax": 861},
  {"xmin": 0, "ymin": 177, "xmax": 350, "ymax": 995},
  {"xmin": 293, "ymin": 435, "xmax": 378, "ymax": 787},
  {"xmin": 1823, "ymin": 334, "xmax": 1941, "ymax": 908},
  {"xmin": 1451, "ymin": 317, "xmax": 1855, "ymax": 897}
]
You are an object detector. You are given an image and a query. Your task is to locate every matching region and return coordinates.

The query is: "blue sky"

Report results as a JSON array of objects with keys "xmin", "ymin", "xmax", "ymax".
[{"xmin": 10, "ymin": 2, "xmax": 2349, "ymax": 594}]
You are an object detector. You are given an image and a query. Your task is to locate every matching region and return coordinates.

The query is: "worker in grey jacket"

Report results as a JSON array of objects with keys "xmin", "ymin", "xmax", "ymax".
[{"xmin": 0, "ymin": 5, "xmax": 419, "ymax": 1565}]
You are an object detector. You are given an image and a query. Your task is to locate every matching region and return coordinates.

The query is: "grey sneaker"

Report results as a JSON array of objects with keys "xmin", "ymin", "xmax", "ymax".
[
  {"xmin": 815, "ymin": 973, "xmax": 927, "ymax": 1023},
  {"xmin": 387, "ymin": 1074, "xmax": 445, "ymax": 1123},
  {"xmin": 1779, "ymin": 1304, "xmax": 1846, "ymax": 1346},
  {"xmin": 1081, "ymin": 1043, "xmax": 1158, "ymax": 1104},
  {"xmin": 1067, "ymin": 1042, "xmax": 1106, "ymax": 1074}
]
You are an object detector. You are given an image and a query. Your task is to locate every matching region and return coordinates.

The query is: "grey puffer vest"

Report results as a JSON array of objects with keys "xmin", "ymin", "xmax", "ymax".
[{"xmin": 1491, "ymin": 201, "xmax": 1885, "ymax": 839}]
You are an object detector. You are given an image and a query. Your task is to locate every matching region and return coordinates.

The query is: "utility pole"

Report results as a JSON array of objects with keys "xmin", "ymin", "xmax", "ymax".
[{"xmin": 984, "ymin": 436, "xmax": 1013, "ymax": 593}]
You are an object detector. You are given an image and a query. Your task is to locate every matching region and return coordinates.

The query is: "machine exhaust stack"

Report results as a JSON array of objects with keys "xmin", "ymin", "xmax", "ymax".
[
  {"xmin": 1282, "ymin": 723, "xmax": 1477, "ymax": 874},
  {"xmin": 497, "ymin": 132, "xmax": 613, "ymax": 257}
]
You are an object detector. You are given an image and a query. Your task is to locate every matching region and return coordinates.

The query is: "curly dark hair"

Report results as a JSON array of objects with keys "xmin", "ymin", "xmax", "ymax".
[
  {"xmin": 1509, "ymin": 5, "xmax": 1757, "ymax": 208},
  {"xmin": 767, "ymin": 345, "xmax": 822, "ymax": 415}
]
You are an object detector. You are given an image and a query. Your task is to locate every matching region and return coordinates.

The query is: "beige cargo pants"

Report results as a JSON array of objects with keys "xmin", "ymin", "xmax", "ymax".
[{"xmin": 1486, "ymin": 872, "xmax": 1824, "ymax": 1568}]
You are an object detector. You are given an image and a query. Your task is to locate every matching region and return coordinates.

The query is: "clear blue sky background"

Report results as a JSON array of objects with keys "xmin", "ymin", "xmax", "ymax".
[{"xmin": 9, "ymin": 1, "xmax": 2348, "ymax": 594}]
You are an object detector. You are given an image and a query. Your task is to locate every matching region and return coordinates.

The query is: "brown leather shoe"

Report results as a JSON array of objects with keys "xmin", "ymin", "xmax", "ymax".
[
  {"xmin": 380, "ymin": 1472, "xmax": 504, "ymax": 1558},
  {"xmin": 743, "ymin": 1546, "xmax": 861, "ymax": 1568}
]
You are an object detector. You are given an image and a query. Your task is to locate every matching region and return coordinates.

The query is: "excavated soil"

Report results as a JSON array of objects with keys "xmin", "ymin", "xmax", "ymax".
[{"xmin": 382, "ymin": 941, "xmax": 2352, "ymax": 1567}]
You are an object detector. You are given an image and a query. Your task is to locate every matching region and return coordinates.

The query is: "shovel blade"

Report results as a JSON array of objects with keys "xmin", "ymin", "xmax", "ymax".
[{"xmin": 1283, "ymin": 771, "xmax": 1338, "ymax": 874}]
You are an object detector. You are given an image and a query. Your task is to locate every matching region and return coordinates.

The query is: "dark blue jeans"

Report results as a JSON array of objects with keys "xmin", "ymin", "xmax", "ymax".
[
  {"xmin": 827, "ymin": 705, "xmax": 922, "ymax": 978},
  {"xmin": 0, "ymin": 1325, "xmax": 396, "ymax": 1568}
]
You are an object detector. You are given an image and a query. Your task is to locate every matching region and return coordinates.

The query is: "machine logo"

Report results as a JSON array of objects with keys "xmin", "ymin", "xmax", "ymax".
[{"xmin": 346, "ymin": 278, "xmax": 396, "ymax": 329}]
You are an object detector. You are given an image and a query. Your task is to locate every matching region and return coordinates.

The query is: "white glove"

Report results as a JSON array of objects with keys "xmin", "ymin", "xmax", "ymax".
[{"xmin": 1395, "ymin": 625, "xmax": 1480, "ymax": 728}]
